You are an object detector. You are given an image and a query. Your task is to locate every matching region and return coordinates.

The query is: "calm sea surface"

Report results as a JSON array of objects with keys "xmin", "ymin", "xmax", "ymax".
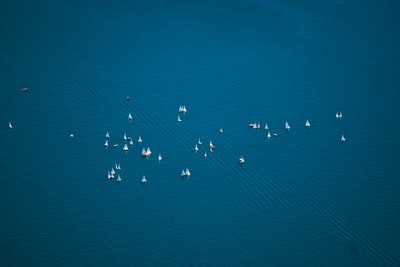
[{"xmin": 1, "ymin": 0, "xmax": 400, "ymax": 266}]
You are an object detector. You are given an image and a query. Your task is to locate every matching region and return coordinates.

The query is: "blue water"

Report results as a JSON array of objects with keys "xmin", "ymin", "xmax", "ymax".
[{"xmin": 1, "ymin": 0, "xmax": 400, "ymax": 266}]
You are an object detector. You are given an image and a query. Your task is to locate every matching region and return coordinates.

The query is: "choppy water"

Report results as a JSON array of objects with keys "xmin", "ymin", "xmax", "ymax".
[{"xmin": 1, "ymin": 0, "xmax": 400, "ymax": 266}]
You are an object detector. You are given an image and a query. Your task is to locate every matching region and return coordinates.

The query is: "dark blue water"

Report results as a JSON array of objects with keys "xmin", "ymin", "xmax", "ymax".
[{"xmin": 1, "ymin": 0, "xmax": 400, "ymax": 266}]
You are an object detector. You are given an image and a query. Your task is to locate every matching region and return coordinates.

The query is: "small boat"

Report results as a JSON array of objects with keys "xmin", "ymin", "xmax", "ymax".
[
  {"xmin": 239, "ymin": 156, "xmax": 245, "ymax": 164},
  {"xmin": 177, "ymin": 115, "xmax": 182, "ymax": 122},
  {"xmin": 195, "ymin": 144, "xmax": 199, "ymax": 152},
  {"xmin": 204, "ymin": 151, "xmax": 207, "ymax": 157},
  {"xmin": 273, "ymin": 133, "xmax": 279, "ymax": 137},
  {"xmin": 341, "ymin": 134, "xmax": 346, "ymax": 142},
  {"xmin": 219, "ymin": 128, "xmax": 223, "ymax": 133},
  {"xmin": 104, "ymin": 140, "xmax": 109, "ymax": 147},
  {"xmin": 21, "ymin": 87, "xmax": 28, "ymax": 92},
  {"xmin": 267, "ymin": 131, "xmax": 271, "ymax": 139},
  {"xmin": 185, "ymin": 168, "xmax": 191, "ymax": 177},
  {"xmin": 141, "ymin": 175, "xmax": 147, "ymax": 183},
  {"xmin": 105, "ymin": 131, "xmax": 110, "ymax": 139},
  {"xmin": 129, "ymin": 139, "xmax": 134, "ymax": 146},
  {"xmin": 158, "ymin": 153, "xmax": 162, "ymax": 161},
  {"xmin": 248, "ymin": 122, "xmax": 257, "ymax": 128},
  {"xmin": 138, "ymin": 136, "xmax": 142, "ymax": 144},
  {"xmin": 178, "ymin": 105, "xmax": 187, "ymax": 113},
  {"xmin": 117, "ymin": 175, "xmax": 122, "ymax": 182},
  {"xmin": 123, "ymin": 133, "xmax": 127, "ymax": 141},
  {"xmin": 126, "ymin": 96, "xmax": 131, "ymax": 101},
  {"xmin": 264, "ymin": 122, "xmax": 269, "ymax": 130},
  {"xmin": 209, "ymin": 141, "xmax": 215, "ymax": 149},
  {"xmin": 128, "ymin": 113, "xmax": 133, "ymax": 120},
  {"xmin": 112, "ymin": 144, "xmax": 118, "ymax": 148},
  {"xmin": 305, "ymin": 120, "xmax": 311, "ymax": 128},
  {"xmin": 8, "ymin": 121, "xmax": 13, "ymax": 129},
  {"xmin": 285, "ymin": 121, "xmax": 291, "ymax": 131},
  {"xmin": 141, "ymin": 147, "xmax": 151, "ymax": 157},
  {"xmin": 69, "ymin": 133, "xmax": 74, "ymax": 138},
  {"xmin": 198, "ymin": 138, "xmax": 202, "ymax": 145}
]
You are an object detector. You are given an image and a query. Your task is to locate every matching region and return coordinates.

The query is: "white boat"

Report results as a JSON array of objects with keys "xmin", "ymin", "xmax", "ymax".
[
  {"xmin": 158, "ymin": 153, "xmax": 162, "ymax": 161},
  {"xmin": 204, "ymin": 151, "xmax": 207, "ymax": 157},
  {"xmin": 141, "ymin": 147, "xmax": 151, "ymax": 157},
  {"xmin": 123, "ymin": 144, "xmax": 129, "ymax": 151},
  {"xmin": 178, "ymin": 105, "xmax": 187, "ymax": 113},
  {"xmin": 141, "ymin": 175, "xmax": 147, "ymax": 183},
  {"xmin": 104, "ymin": 140, "xmax": 109, "ymax": 147},
  {"xmin": 177, "ymin": 115, "xmax": 182, "ymax": 122},
  {"xmin": 128, "ymin": 113, "xmax": 132, "ymax": 120},
  {"xmin": 112, "ymin": 144, "xmax": 118, "ymax": 148},
  {"xmin": 129, "ymin": 139, "xmax": 134, "ymax": 146},
  {"xmin": 8, "ymin": 121, "xmax": 13, "ymax": 129},
  {"xmin": 198, "ymin": 138, "xmax": 202, "ymax": 145},
  {"xmin": 138, "ymin": 136, "xmax": 142, "ymax": 144},
  {"xmin": 264, "ymin": 122, "xmax": 269, "ymax": 130},
  {"xmin": 185, "ymin": 168, "xmax": 191, "ymax": 177},
  {"xmin": 105, "ymin": 131, "xmax": 110, "ymax": 138},
  {"xmin": 248, "ymin": 122, "xmax": 257, "ymax": 128},
  {"xmin": 341, "ymin": 134, "xmax": 346, "ymax": 142},
  {"xmin": 273, "ymin": 133, "xmax": 279, "ymax": 137},
  {"xmin": 117, "ymin": 175, "xmax": 122, "ymax": 182},
  {"xmin": 305, "ymin": 120, "xmax": 310, "ymax": 128},
  {"xmin": 195, "ymin": 144, "xmax": 199, "ymax": 152},
  {"xmin": 285, "ymin": 121, "xmax": 291, "ymax": 131},
  {"xmin": 209, "ymin": 141, "xmax": 215, "ymax": 149},
  {"xmin": 267, "ymin": 131, "xmax": 271, "ymax": 139},
  {"xmin": 239, "ymin": 156, "xmax": 245, "ymax": 164},
  {"xmin": 123, "ymin": 133, "xmax": 127, "ymax": 140}
]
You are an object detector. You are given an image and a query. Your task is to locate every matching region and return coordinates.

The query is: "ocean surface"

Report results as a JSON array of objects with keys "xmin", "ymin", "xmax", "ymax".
[{"xmin": 1, "ymin": 0, "xmax": 400, "ymax": 266}]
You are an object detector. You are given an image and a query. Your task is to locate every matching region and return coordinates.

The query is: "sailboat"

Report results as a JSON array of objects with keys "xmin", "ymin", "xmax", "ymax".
[
  {"xmin": 341, "ymin": 134, "xmax": 346, "ymax": 142},
  {"xmin": 123, "ymin": 144, "xmax": 129, "ymax": 151},
  {"xmin": 198, "ymin": 138, "xmax": 202, "ymax": 145},
  {"xmin": 305, "ymin": 120, "xmax": 311, "ymax": 128},
  {"xmin": 129, "ymin": 139, "xmax": 134, "ymax": 146},
  {"xmin": 104, "ymin": 140, "xmax": 109, "ymax": 147},
  {"xmin": 195, "ymin": 144, "xmax": 199, "ymax": 152},
  {"xmin": 181, "ymin": 169, "xmax": 186, "ymax": 177},
  {"xmin": 264, "ymin": 122, "xmax": 269, "ymax": 130},
  {"xmin": 141, "ymin": 147, "xmax": 151, "ymax": 157},
  {"xmin": 285, "ymin": 121, "xmax": 291, "ymax": 131},
  {"xmin": 158, "ymin": 153, "xmax": 162, "ymax": 161},
  {"xmin": 204, "ymin": 151, "xmax": 207, "ymax": 158},
  {"xmin": 239, "ymin": 156, "xmax": 245, "ymax": 164},
  {"xmin": 267, "ymin": 131, "xmax": 271, "ymax": 139},
  {"xmin": 117, "ymin": 175, "xmax": 122, "ymax": 182},
  {"xmin": 105, "ymin": 131, "xmax": 110, "ymax": 139},
  {"xmin": 177, "ymin": 115, "xmax": 182, "ymax": 122},
  {"xmin": 138, "ymin": 136, "xmax": 143, "ymax": 144},
  {"xmin": 8, "ymin": 121, "xmax": 13, "ymax": 129},
  {"xmin": 111, "ymin": 168, "xmax": 116, "ymax": 176},
  {"xmin": 123, "ymin": 133, "xmax": 127, "ymax": 141},
  {"xmin": 107, "ymin": 171, "xmax": 112, "ymax": 180},
  {"xmin": 115, "ymin": 163, "xmax": 121, "ymax": 170},
  {"xmin": 209, "ymin": 141, "xmax": 215, "ymax": 150},
  {"xmin": 128, "ymin": 113, "xmax": 133, "ymax": 120},
  {"xmin": 185, "ymin": 168, "xmax": 191, "ymax": 177},
  {"xmin": 336, "ymin": 111, "xmax": 343, "ymax": 119},
  {"xmin": 141, "ymin": 175, "xmax": 147, "ymax": 183}
]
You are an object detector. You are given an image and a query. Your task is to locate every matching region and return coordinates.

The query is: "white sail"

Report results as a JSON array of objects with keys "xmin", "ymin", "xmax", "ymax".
[
  {"xmin": 239, "ymin": 156, "xmax": 245, "ymax": 164},
  {"xmin": 177, "ymin": 115, "xmax": 182, "ymax": 122},
  {"xmin": 204, "ymin": 151, "xmax": 207, "ymax": 157},
  {"xmin": 146, "ymin": 147, "xmax": 151, "ymax": 155},
  {"xmin": 128, "ymin": 113, "xmax": 132, "ymax": 120},
  {"xmin": 123, "ymin": 144, "xmax": 129, "ymax": 151},
  {"xmin": 123, "ymin": 133, "xmax": 127, "ymax": 140},
  {"xmin": 195, "ymin": 144, "xmax": 199, "ymax": 151},
  {"xmin": 285, "ymin": 121, "xmax": 290, "ymax": 131},
  {"xmin": 141, "ymin": 147, "xmax": 146, "ymax": 156},
  {"xmin": 209, "ymin": 141, "xmax": 215, "ymax": 149},
  {"xmin": 104, "ymin": 140, "xmax": 109, "ymax": 147},
  {"xmin": 107, "ymin": 171, "xmax": 112, "ymax": 180},
  {"xmin": 117, "ymin": 175, "xmax": 122, "ymax": 182},
  {"xmin": 111, "ymin": 168, "xmax": 115, "ymax": 175},
  {"xmin": 141, "ymin": 175, "xmax": 147, "ymax": 183},
  {"xmin": 181, "ymin": 169, "xmax": 186, "ymax": 176},
  {"xmin": 8, "ymin": 121, "xmax": 13, "ymax": 129},
  {"xmin": 198, "ymin": 138, "xmax": 202, "ymax": 145},
  {"xmin": 158, "ymin": 153, "xmax": 162, "ymax": 161},
  {"xmin": 267, "ymin": 131, "xmax": 271, "ymax": 139},
  {"xmin": 129, "ymin": 139, "xmax": 134, "ymax": 145},
  {"xmin": 264, "ymin": 122, "xmax": 269, "ymax": 130},
  {"xmin": 185, "ymin": 168, "xmax": 191, "ymax": 177},
  {"xmin": 138, "ymin": 136, "xmax": 142, "ymax": 143},
  {"xmin": 341, "ymin": 134, "xmax": 346, "ymax": 142},
  {"xmin": 105, "ymin": 131, "xmax": 110, "ymax": 138},
  {"xmin": 305, "ymin": 120, "xmax": 310, "ymax": 128}
]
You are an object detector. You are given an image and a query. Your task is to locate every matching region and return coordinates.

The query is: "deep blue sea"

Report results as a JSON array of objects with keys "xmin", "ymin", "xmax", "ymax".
[{"xmin": 1, "ymin": 0, "xmax": 400, "ymax": 266}]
